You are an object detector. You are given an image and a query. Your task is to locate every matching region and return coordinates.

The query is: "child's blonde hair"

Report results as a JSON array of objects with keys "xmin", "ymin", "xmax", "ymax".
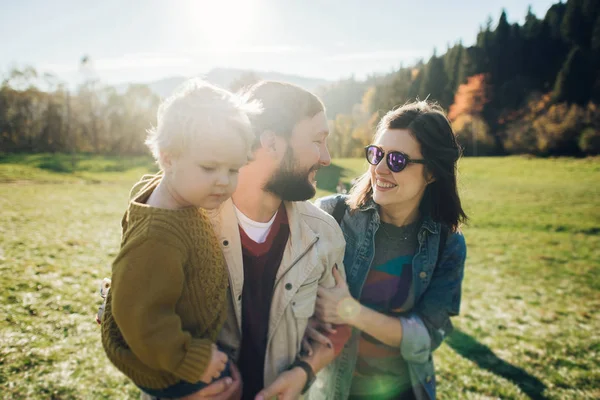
[{"xmin": 146, "ymin": 78, "xmax": 262, "ymax": 169}]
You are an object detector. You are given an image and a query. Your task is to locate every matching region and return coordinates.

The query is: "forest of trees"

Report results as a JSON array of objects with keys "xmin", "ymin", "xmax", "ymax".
[
  {"xmin": 321, "ymin": 0, "xmax": 600, "ymax": 157},
  {"xmin": 0, "ymin": 65, "xmax": 160, "ymax": 155},
  {"xmin": 1, "ymin": 0, "xmax": 599, "ymax": 157}
]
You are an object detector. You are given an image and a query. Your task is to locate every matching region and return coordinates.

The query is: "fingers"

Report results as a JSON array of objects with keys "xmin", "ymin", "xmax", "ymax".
[
  {"xmin": 180, "ymin": 390, "xmax": 208, "ymax": 400},
  {"xmin": 206, "ymin": 364, "xmax": 242, "ymax": 400},
  {"xmin": 301, "ymin": 336, "xmax": 314, "ymax": 357},
  {"xmin": 212, "ymin": 380, "xmax": 241, "ymax": 400},
  {"xmin": 314, "ymin": 303, "xmax": 325, "ymax": 321},
  {"xmin": 217, "ymin": 350, "xmax": 228, "ymax": 367},
  {"xmin": 315, "ymin": 304, "xmax": 337, "ymax": 325},
  {"xmin": 333, "ymin": 265, "xmax": 345, "ymax": 287},
  {"xmin": 229, "ymin": 362, "xmax": 241, "ymax": 381},
  {"xmin": 255, "ymin": 379, "xmax": 283, "ymax": 400},
  {"xmin": 320, "ymin": 322, "xmax": 337, "ymax": 334},
  {"xmin": 255, "ymin": 373, "xmax": 290, "ymax": 400},
  {"xmin": 217, "ymin": 350, "xmax": 228, "ymax": 362},
  {"xmin": 201, "ymin": 347, "xmax": 230, "ymax": 384},
  {"xmin": 213, "ymin": 351, "xmax": 229, "ymax": 379},
  {"xmin": 305, "ymin": 325, "xmax": 333, "ymax": 349},
  {"xmin": 314, "ymin": 302, "xmax": 328, "ymax": 320},
  {"xmin": 317, "ymin": 286, "xmax": 328, "ymax": 298},
  {"xmin": 311, "ymin": 317, "xmax": 336, "ymax": 333},
  {"xmin": 205, "ymin": 380, "xmax": 240, "ymax": 400},
  {"xmin": 195, "ymin": 377, "xmax": 233, "ymax": 397}
]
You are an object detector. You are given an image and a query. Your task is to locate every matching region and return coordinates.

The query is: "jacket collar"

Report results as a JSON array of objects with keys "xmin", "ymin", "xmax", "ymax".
[
  {"xmin": 283, "ymin": 201, "xmax": 319, "ymax": 259},
  {"xmin": 359, "ymin": 197, "xmax": 439, "ymax": 234}
]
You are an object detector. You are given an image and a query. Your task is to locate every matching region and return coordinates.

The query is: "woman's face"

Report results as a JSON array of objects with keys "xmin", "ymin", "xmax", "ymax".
[{"xmin": 369, "ymin": 128, "xmax": 431, "ymax": 212}]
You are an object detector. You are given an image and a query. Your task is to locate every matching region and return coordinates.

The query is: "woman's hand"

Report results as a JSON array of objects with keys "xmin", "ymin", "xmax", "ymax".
[
  {"xmin": 301, "ymin": 317, "xmax": 337, "ymax": 356},
  {"xmin": 315, "ymin": 267, "xmax": 361, "ymax": 326}
]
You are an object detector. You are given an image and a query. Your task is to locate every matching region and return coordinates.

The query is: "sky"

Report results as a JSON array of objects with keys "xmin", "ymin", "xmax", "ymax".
[{"xmin": 1, "ymin": 0, "xmax": 558, "ymax": 86}]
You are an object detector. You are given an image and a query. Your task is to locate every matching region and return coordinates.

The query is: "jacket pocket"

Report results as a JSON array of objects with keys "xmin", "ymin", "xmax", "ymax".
[
  {"xmin": 289, "ymin": 280, "xmax": 318, "ymax": 352},
  {"xmin": 291, "ymin": 280, "xmax": 318, "ymax": 318}
]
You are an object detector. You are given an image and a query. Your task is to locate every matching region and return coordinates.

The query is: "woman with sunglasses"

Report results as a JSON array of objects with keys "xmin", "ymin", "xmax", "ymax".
[{"xmin": 309, "ymin": 101, "xmax": 467, "ymax": 400}]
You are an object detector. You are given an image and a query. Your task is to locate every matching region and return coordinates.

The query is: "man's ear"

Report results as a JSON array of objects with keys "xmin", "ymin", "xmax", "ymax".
[{"xmin": 259, "ymin": 130, "xmax": 278, "ymax": 156}]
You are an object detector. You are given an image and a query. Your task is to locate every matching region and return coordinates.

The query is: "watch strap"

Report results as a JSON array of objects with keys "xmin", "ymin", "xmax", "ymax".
[{"xmin": 288, "ymin": 359, "xmax": 316, "ymax": 394}]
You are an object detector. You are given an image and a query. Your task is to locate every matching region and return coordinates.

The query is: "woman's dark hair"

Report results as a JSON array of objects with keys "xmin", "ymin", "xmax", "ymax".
[{"xmin": 348, "ymin": 100, "xmax": 468, "ymax": 231}]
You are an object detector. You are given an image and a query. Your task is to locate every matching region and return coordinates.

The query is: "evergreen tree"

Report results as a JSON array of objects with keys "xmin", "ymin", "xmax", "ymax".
[
  {"xmin": 419, "ymin": 50, "xmax": 450, "ymax": 107},
  {"xmin": 592, "ymin": 15, "xmax": 600, "ymax": 55},
  {"xmin": 562, "ymin": 0, "xmax": 588, "ymax": 47},
  {"xmin": 554, "ymin": 46, "xmax": 593, "ymax": 105}
]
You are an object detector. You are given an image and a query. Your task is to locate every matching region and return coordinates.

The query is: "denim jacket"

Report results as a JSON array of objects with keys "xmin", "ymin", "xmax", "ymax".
[{"xmin": 308, "ymin": 194, "xmax": 467, "ymax": 400}]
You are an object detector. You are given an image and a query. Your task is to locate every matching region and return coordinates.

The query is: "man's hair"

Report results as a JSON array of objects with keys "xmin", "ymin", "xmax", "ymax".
[
  {"xmin": 146, "ymin": 78, "xmax": 262, "ymax": 169},
  {"xmin": 241, "ymin": 81, "xmax": 325, "ymax": 147}
]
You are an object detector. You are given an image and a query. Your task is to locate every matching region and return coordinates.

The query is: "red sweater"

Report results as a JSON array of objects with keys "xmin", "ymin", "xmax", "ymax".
[
  {"xmin": 236, "ymin": 205, "xmax": 351, "ymax": 399},
  {"xmin": 238, "ymin": 205, "xmax": 289, "ymax": 400}
]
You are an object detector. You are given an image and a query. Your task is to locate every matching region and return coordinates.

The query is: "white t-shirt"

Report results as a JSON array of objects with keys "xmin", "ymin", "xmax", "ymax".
[{"xmin": 233, "ymin": 205, "xmax": 277, "ymax": 244}]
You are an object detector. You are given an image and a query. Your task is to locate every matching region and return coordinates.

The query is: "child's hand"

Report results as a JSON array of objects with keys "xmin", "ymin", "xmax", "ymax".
[
  {"xmin": 200, "ymin": 345, "xmax": 228, "ymax": 384},
  {"xmin": 96, "ymin": 278, "xmax": 112, "ymax": 325}
]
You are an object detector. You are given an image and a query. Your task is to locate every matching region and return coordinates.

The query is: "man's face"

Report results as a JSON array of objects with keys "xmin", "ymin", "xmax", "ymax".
[{"xmin": 265, "ymin": 111, "xmax": 331, "ymax": 201}]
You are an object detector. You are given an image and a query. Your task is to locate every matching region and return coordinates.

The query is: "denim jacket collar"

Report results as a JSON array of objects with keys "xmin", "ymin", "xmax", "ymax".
[
  {"xmin": 420, "ymin": 215, "xmax": 439, "ymax": 234},
  {"xmin": 359, "ymin": 197, "xmax": 439, "ymax": 235},
  {"xmin": 358, "ymin": 197, "xmax": 379, "ymax": 212}
]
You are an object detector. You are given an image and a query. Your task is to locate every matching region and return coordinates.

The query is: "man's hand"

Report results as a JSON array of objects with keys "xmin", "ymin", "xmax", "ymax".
[
  {"xmin": 192, "ymin": 363, "xmax": 242, "ymax": 400},
  {"xmin": 254, "ymin": 367, "xmax": 307, "ymax": 400}
]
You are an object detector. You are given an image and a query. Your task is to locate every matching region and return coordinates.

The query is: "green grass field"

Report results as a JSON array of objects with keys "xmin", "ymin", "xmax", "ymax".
[{"xmin": 1, "ymin": 153, "xmax": 599, "ymax": 399}]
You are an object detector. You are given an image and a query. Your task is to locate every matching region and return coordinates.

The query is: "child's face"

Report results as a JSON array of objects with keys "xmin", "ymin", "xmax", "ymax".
[{"xmin": 167, "ymin": 131, "xmax": 248, "ymax": 209}]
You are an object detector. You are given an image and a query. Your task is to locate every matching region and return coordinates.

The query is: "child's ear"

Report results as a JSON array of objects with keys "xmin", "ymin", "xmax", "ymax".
[{"xmin": 159, "ymin": 151, "xmax": 174, "ymax": 170}]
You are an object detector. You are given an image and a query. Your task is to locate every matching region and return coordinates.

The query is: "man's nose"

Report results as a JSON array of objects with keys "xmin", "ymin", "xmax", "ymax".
[{"xmin": 319, "ymin": 143, "xmax": 332, "ymax": 167}]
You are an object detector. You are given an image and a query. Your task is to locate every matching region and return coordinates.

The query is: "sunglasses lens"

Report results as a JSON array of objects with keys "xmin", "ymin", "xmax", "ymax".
[
  {"xmin": 366, "ymin": 146, "xmax": 383, "ymax": 165},
  {"xmin": 387, "ymin": 152, "xmax": 407, "ymax": 172}
]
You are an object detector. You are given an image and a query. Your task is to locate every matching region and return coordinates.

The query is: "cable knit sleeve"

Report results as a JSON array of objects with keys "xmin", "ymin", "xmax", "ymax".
[{"xmin": 110, "ymin": 236, "xmax": 214, "ymax": 383}]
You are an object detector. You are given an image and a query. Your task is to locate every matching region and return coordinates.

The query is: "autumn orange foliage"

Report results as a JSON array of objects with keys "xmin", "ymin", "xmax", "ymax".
[{"xmin": 448, "ymin": 74, "xmax": 489, "ymax": 121}]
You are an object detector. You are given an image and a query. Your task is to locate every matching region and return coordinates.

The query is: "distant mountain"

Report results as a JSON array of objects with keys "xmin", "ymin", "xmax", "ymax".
[{"xmin": 117, "ymin": 67, "xmax": 331, "ymax": 98}]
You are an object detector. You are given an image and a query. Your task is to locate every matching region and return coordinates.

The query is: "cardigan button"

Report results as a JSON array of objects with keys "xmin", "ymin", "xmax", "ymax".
[
  {"xmin": 285, "ymin": 283, "xmax": 293, "ymax": 290},
  {"xmin": 419, "ymin": 271, "xmax": 427, "ymax": 279},
  {"xmin": 222, "ymin": 240, "xmax": 229, "ymax": 246},
  {"xmin": 237, "ymin": 294, "xmax": 242, "ymax": 301}
]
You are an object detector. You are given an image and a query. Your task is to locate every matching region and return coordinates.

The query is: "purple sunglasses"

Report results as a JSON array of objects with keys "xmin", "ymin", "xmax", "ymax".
[{"xmin": 365, "ymin": 145, "xmax": 426, "ymax": 173}]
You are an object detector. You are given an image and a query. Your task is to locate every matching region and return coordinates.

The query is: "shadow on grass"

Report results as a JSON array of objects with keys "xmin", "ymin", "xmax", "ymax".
[{"xmin": 446, "ymin": 329, "xmax": 548, "ymax": 400}]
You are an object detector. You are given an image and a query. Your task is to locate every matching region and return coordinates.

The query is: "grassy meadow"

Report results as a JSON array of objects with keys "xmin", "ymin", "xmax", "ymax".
[{"xmin": 0, "ymin": 153, "xmax": 598, "ymax": 399}]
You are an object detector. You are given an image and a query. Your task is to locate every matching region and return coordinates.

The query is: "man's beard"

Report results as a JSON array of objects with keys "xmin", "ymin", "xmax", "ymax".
[{"xmin": 264, "ymin": 147, "xmax": 320, "ymax": 201}]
